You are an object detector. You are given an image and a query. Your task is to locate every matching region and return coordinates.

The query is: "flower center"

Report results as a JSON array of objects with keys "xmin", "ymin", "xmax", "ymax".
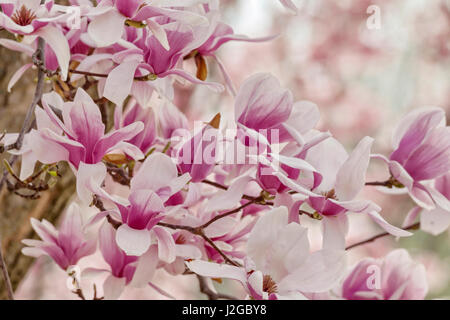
[
  {"xmin": 262, "ymin": 275, "xmax": 278, "ymax": 294},
  {"xmin": 11, "ymin": 5, "xmax": 36, "ymax": 26}
]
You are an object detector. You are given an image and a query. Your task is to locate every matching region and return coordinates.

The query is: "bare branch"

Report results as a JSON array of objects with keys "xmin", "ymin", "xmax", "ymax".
[
  {"xmin": 196, "ymin": 275, "xmax": 237, "ymax": 300},
  {"xmin": 0, "ymin": 37, "xmax": 46, "ymax": 300},
  {"xmin": 346, "ymin": 222, "xmax": 420, "ymax": 250}
]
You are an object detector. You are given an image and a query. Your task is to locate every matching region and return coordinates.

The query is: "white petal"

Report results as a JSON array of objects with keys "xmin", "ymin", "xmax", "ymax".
[
  {"xmin": 103, "ymin": 275, "xmax": 126, "ymax": 300},
  {"xmin": 115, "ymin": 224, "xmax": 151, "ymax": 256}
]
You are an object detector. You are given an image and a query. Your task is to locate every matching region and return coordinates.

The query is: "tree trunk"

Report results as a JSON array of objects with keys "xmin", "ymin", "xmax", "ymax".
[{"xmin": 0, "ymin": 29, "xmax": 76, "ymax": 299}]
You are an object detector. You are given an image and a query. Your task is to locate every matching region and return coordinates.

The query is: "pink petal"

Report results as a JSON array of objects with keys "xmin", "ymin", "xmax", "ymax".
[
  {"xmin": 161, "ymin": 69, "xmax": 224, "ymax": 93},
  {"xmin": 93, "ymin": 122, "xmax": 144, "ymax": 161},
  {"xmin": 35, "ymin": 25, "xmax": 70, "ymax": 80},
  {"xmin": 0, "ymin": 38, "xmax": 34, "ymax": 56},
  {"xmin": 247, "ymin": 207, "xmax": 289, "ymax": 268},
  {"xmin": 235, "ymin": 73, "xmax": 293, "ymax": 130},
  {"xmin": 185, "ymin": 260, "xmax": 247, "ymax": 284},
  {"xmin": 279, "ymin": 0, "xmax": 298, "ymax": 14},
  {"xmin": 87, "ymin": 9, "xmax": 126, "ymax": 47},
  {"xmin": 404, "ymin": 127, "xmax": 450, "ymax": 181},
  {"xmin": 7, "ymin": 63, "xmax": 32, "ymax": 92},
  {"xmin": 279, "ymin": 249, "xmax": 346, "ymax": 293},
  {"xmin": 335, "ymin": 136, "xmax": 373, "ymax": 201},
  {"xmin": 104, "ymin": 60, "xmax": 140, "ymax": 106},
  {"xmin": 129, "ymin": 245, "xmax": 159, "ymax": 288},
  {"xmin": 103, "ymin": 275, "xmax": 126, "ymax": 300},
  {"xmin": 153, "ymin": 226, "xmax": 176, "ymax": 264},
  {"xmin": 322, "ymin": 214, "xmax": 349, "ymax": 250},
  {"xmin": 268, "ymin": 222, "xmax": 310, "ymax": 281},
  {"xmin": 367, "ymin": 211, "xmax": 413, "ymax": 237},
  {"xmin": 76, "ymin": 162, "xmax": 107, "ymax": 205},
  {"xmin": 205, "ymin": 175, "xmax": 252, "ymax": 212},
  {"xmin": 116, "ymin": 224, "xmax": 152, "ymax": 256},
  {"xmin": 391, "ymin": 107, "xmax": 445, "ymax": 165},
  {"xmin": 402, "ymin": 207, "xmax": 421, "ymax": 228},
  {"xmin": 420, "ymin": 207, "xmax": 450, "ymax": 236},
  {"xmin": 131, "ymin": 153, "xmax": 179, "ymax": 193}
]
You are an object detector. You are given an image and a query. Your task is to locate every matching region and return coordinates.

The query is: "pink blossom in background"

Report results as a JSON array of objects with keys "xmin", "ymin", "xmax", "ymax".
[
  {"xmin": 22, "ymin": 203, "xmax": 96, "ymax": 271},
  {"xmin": 341, "ymin": 249, "xmax": 428, "ymax": 300}
]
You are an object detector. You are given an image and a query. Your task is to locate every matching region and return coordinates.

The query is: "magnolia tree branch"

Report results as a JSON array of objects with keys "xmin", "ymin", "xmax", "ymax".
[
  {"xmin": 0, "ymin": 38, "xmax": 46, "ymax": 300},
  {"xmin": 196, "ymin": 275, "xmax": 237, "ymax": 300},
  {"xmin": 93, "ymin": 195, "xmax": 244, "ymax": 267},
  {"xmin": 346, "ymin": 222, "xmax": 420, "ymax": 250},
  {"xmin": 202, "ymin": 179, "xmax": 274, "ymax": 204}
]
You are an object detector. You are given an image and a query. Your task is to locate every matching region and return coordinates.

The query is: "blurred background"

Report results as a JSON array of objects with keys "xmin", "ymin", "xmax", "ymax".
[{"xmin": 2, "ymin": 0, "xmax": 449, "ymax": 299}]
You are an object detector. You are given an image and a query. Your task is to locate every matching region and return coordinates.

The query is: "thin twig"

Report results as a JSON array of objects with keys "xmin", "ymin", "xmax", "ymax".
[
  {"xmin": 199, "ymin": 231, "xmax": 241, "ymax": 267},
  {"xmin": 345, "ymin": 222, "xmax": 420, "ymax": 250},
  {"xmin": 15, "ymin": 38, "xmax": 46, "ymax": 151},
  {"xmin": 0, "ymin": 237, "xmax": 14, "ymax": 300},
  {"xmin": 200, "ymin": 199, "xmax": 259, "ymax": 229},
  {"xmin": 201, "ymin": 179, "xmax": 274, "ymax": 204},
  {"xmin": 196, "ymin": 275, "xmax": 237, "ymax": 300}
]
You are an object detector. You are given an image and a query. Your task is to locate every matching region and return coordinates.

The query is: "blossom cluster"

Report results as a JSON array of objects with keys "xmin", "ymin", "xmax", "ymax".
[{"xmin": 0, "ymin": 0, "xmax": 448, "ymax": 300}]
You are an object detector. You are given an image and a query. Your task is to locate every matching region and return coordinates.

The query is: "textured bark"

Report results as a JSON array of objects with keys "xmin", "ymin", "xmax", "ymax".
[
  {"xmin": 0, "ymin": 168, "xmax": 75, "ymax": 299},
  {"xmin": 0, "ymin": 29, "xmax": 76, "ymax": 299}
]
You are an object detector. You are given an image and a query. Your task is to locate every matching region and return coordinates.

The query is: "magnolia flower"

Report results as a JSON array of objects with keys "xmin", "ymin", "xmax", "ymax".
[
  {"xmin": 255, "ymin": 141, "xmax": 325, "ymax": 196},
  {"xmin": 405, "ymin": 173, "xmax": 450, "ymax": 235},
  {"xmin": 187, "ymin": 206, "xmax": 347, "ymax": 300},
  {"xmin": 116, "ymin": 99, "xmax": 156, "ymax": 154},
  {"xmin": 82, "ymin": 222, "xmax": 159, "ymax": 300},
  {"xmin": 340, "ymin": 249, "xmax": 428, "ymax": 300},
  {"xmin": 78, "ymin": 153, "xmax": 191, "ymax": 258},
  {"xmin": 235, "ymin": 73, "xmax": 323, "ymax": 147},
  {"xmin": 0, "ymin": 0, "xmax": 72, "ymax": 79},
  {"xmin": 86, "ymin": 0, "xmax": 208, "ymax": 48},
  {"xmin": 103, "ymin": 23, "xmax": 224, "ymax": 105},
  {"xmin": 21, "ymin": 203, "xmax": 96, "ymax": 270},
  {"xmin": 281, "ymin": 136, "xmax": 412, "ymax": 249},
  {"xmin": 26, "ymin": 88, "xmax": 144, "ymax": 174},
  {"xmin": 374, "ymin": 107, "xmax": 450, "ymax": 211},
  {"xmin": 174, "ymin": 114, "xmax": 220, "ymax": 182},
  {"xmin": 165, "ymin": 196, "xmax": 256, "ymax": 263},
  {"xmin": 158, "ymin": 101, "xmax": 189, "ymax": 140},
  {"xmin": 191, "ymin": 16, "xmax": 276, "ymax": 95}
]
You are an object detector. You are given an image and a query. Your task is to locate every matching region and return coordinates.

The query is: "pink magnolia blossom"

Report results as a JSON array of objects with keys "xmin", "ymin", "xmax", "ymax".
[
  {"xmin": 21, "ymin": 203, "xmax": 96, "ymax": 270},
  {"xmin": 282, "ymin": 136, "xmax": 412, "ymax": 248},
  {"xmin": 187, "ymin": 206, "xmax": 347, "ymax": 300},
  {"xmin": 78, "ymin": 153, "xmax": 191, "ymax": 257},
  {"xmin": 374, "ymin": 107, "xmax": 450, "ymax": 211},
  {"xmin": 404, "ymin": 173, "xmax": 450, "ymax": 235},
  {"xmin": 26, "ymin": 88, "xmax": 144, "ymax": 173},
  {"xmin": 164, "ymin": 191, "xmax": 256, "ymax": 263},
  {"xmin": 102, "ymin": 23, "xmax": 224, "ymax": 105},
  {"xmin": 235, "ymin": 73, "xmax": 326, "ymax": 148},
  {"xmin": 174, "ymin": 117, "xmax": 219, "ymax": 183},
  {"xmin": 115, "ymin": 99, "xmax": 157, "ymax": 154},
  {"xmin": 0, "ymin": 0, "xmax": 72, "ymax": 79},
  {"xmin": 162, "ymin": 231, "xmax": 203, "ymax": 276},
  {"xmin": 86, "ymin": 0, "xmax": 208, "ymax": 48},
  {"xmin": 340, "ymin": 249, "xmax": 428, "ymax": 300},
  {"xmin": 82, "ymin": 222, "xmax": 159, "ymax": 300},
  {"xmin": 193, "ymin": 16, "xmax": 277, "ymax": 95},
  {"xmin": 158, "ymin": 101, "xmax": 189, "ymax": 140}
]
